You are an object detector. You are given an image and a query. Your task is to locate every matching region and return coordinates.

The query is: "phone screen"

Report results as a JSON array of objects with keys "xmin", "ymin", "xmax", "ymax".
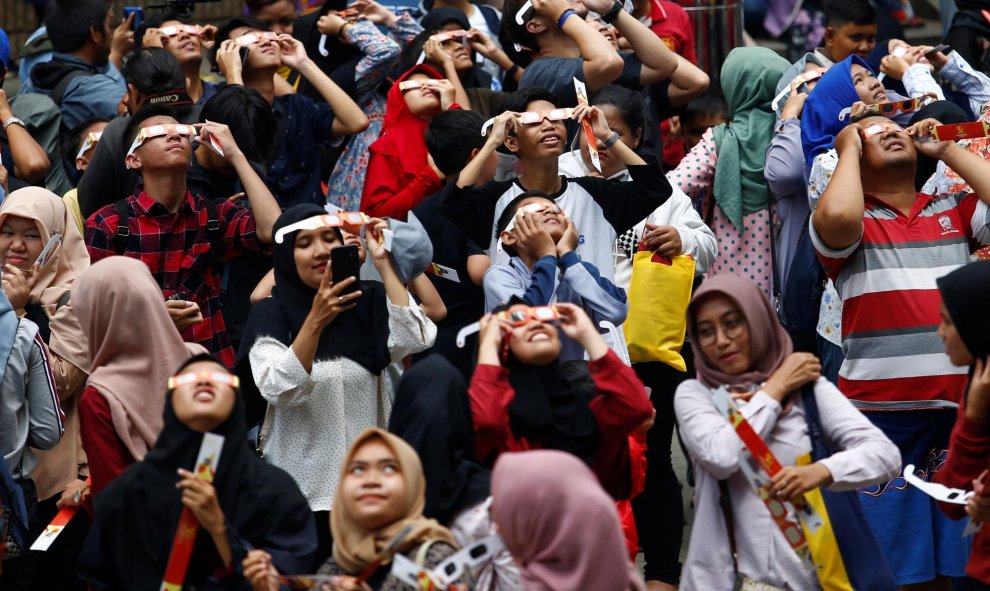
[
  {"xmin": 330, "ymin": 245, "xmax": 360, "ymax": 294},
  {"xmin": 123, "ymin": 6, "xmax": 144, "ymax": 31}
]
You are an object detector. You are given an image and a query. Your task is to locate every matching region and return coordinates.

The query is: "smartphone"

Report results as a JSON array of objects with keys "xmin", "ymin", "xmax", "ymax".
[
  {"xmin": 925, "ymin": 44, "xmax": 950, "ymax": 58},
  {"xmin": 123, "ymin": 6, "xmax": 144, "ymax": 31},
  {"xmin": 35, "ymin": 233, "xmax": 61, "ymax": 268},
  {"xmin": 330, "ymin": 245, "xmax": 360, "ymax": 294},
  {"xmin": 238, "ymin": 45, "xmax": 250, "ymax": 64}
]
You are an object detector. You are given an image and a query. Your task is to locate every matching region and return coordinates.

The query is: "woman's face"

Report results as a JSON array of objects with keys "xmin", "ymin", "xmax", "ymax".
[
  {"xmin": 437, "ymin": 25, "xmax": 474, "ymax": 73},
  {"xmin": 401, "ymin": 73, "xmax": 442, "ymax": 119},
  {"xmin": 506, "ymin": 305, "xmax": 561, "ymax": 366},
  {"xmin": 340, "ymin": 437, "xmax": 407, "ymax": 530},
  {"xmin": 170, "ymin": 360, "xmax": 238, "ymax": 433},
  {"xmin": 293, "ymin": 226, "xmax": 344, "ymax": 290},
  {"xmin": 938, "ymin": 302, "xmax": 974, "ymax": 367},
  {"xmin": 253, "ymin": 0, "xmax": 296, "ymax": 35},
  {"xmin": 579, "ymin": 103, "xmax": 640, "ymax": 178},
  {"xmin": 694, "ymin": 294, "xmax": 752, "ymax": 375},
  {"xmin": 850, "ymin": 63, "xmax": 887, "ymax": 105},
  {"xmin": 0, "ymin": 215, "xmax": 44, "ymax": 272}
]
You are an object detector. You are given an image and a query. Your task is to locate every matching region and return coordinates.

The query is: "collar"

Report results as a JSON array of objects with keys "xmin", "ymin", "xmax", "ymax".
[
  {"xmin": 133, "ymin": 189, "xmax": 197, "ymax": 216},
  {"xmin": 52, "ymin": 52, "xmax": 107, "ymax": 74},
  {"xmin": 863, "ymin": 190, "xmax": 934, "ymax": 218}
]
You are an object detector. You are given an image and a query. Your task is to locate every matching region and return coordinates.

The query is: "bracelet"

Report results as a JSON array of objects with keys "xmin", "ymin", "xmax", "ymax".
[
  {"xmin": 601, "ymin": 0, "xmax": 623, "ymax": 23},
  {"xmin": 603, "ymin": 131, "xmax": 620, "ymax": 147},
  {"xmin": 2, "ymin": 116, "xmax": 25, "ymax": 131},
  {"xmin": 506, "ymin": 64, "xmax": 520, "ymax": 78},
  {"xmin": 556, "ymin": 8, "xmax": 576, "ymax": 29}
]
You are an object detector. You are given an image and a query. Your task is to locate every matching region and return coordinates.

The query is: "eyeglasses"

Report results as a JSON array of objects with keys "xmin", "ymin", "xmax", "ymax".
[
  {"xmin": 167, "ymin": 370, "xmax": 240, "ymax": 390},
  {"xmin": 159, "ymin": 24, "xmax": 200, "ymax": 37},
  {"xmin": 455, "ymin": 305, "xmax": 561, "ymax": 348},
  {"xmin": 931, "ymin": 121, "xmax": 990, "ymax": 141},
  {"xmin": 496, "ymin": 201, "xmax": 561, "ymax": 253},
  {"xmin": 771, "ymin": 69, "xmax": 824, "ymax": 111},
  {"xmin": 839, "ymin": 94, "xmax": 934, "ymax": 122},
  {"xmin": 274, "ymin": 211, "xmax": 370, "ymax": 244},
  {"xmin": 234, "ymin": 31, "xmax": 279, "ymax": 47},
  {"xmin": 76, "ymin": 131, "xmax": 103, "ymax": 160},
  {"xmin": 481, "ymin": 108, "xmax": 575, "ymax": 137},
  {"xmin": 125, "ymin": 124, "xmax": 197, "ymax": 157},
  {"xmin": 862, "ymin": 121, "xmax": 903, "ymax": 139},
  {"xmin": 695, "ymin": 316, "xmax": 746, "ymax": 346}
]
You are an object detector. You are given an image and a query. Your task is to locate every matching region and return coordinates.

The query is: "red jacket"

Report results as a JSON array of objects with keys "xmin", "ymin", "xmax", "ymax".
[{"xmin": 78, "ymin": 386, "xmax": 135, "ymax": 498}]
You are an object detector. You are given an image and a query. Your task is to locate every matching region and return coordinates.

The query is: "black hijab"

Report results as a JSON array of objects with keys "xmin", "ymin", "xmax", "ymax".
[
  {"xmin": 80, "ymin": 354, "xmax": 316, "ymax": 590},
  {"xmin": 292, "ymin": 0, "xmax": 364, "ymax": 99},
  {"xmin": 388, "ymin": 355, "xmax": 490, "ymax": 525},
  {"xmin": 937, "ymin": 261, "xmax": 990, "ymax": 361}
]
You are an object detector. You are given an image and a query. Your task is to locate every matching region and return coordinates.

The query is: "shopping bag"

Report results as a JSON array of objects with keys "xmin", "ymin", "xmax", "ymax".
[{"xmin": 623, "ymin": 251, "xmax": 695, "ymax": 370}]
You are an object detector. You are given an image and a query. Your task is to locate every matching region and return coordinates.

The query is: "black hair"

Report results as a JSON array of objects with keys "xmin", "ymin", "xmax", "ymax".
[
  {"xmin": 502, "ymin": 0, "xmax": 540, "ymax": 52},
  {"xmin": 681, "ymin": 91, "xmax": 729, "ymax": 123},
  {"xmin": 824, "ymin": 0, "xmax": 877, "ymax": 27},
  {"xmin": 134, "ymin": 12, "xmax": 191, "ymax": 51},
  {"xmin": 200, "ymin": 85, "xmax": 277, "ymax": 164},
  {"xmin": 590, "ymin": 85, "xmax": 645, "ymax": 137},
  {"xmin": 500, "ymin": 87, "xmax": 558, "ymax": 115},
  {"xmin": 210, "ymin": 16, "xmax": 271, "ymax": 68},
  {"xmin": 495, "ymin": 190, "xmax": 557, "ymax": 257},
  {"xmin": 245, "ymin": 0, "xmax": 285, "ymax": 13},
  {"xmin": 123, "ymin": 104, "xmax": 183, "ymax": 166},
  {"xmin": 67, "ymin": 117, "xmax": 110, "ymax": 159},
  {"xmin": 398, "ymin": 29, "xmax": 438, "ymax": 75},
  {"xmin": 45, "ymin": 0, "xmax": 109, "ymax": 53},
  {"xmin": 425, "ymin": 110, "xmax": 487, "ymax": 177},
  {"xmin": 123, "ymin": 48, "xmax": 186, "ymax": 96}
]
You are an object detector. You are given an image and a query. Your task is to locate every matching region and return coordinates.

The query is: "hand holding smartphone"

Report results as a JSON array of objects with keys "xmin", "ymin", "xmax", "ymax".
[{"xmin": 331, "ymin": 245, "xmax": 361, "ymax": 295}]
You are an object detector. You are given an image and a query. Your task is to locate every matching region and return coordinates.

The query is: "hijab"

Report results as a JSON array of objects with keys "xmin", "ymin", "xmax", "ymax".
[
  {"xmin": 710, "ymin": 47, "xmax": 789, "ymax": 230},
  {"xmin": 800, "ymin": 55, "xmax": 875, "ymax": 172},
  {"xmin": 84, "ymin": 354, "xmax": 316, "ymax": 589},
  {"xmin": 388, "ymin": 355, "xmax": 490, "ymax": 525},
  {"xmin": 687, "ymin": 274, "xmax": 793, "ymax": 389},
  {"xmin": 73, "ymin": 257, "xmax": 205, "ymax": 461},
  {"xmin": 369, "ymin": 64, "xmax": 444, "ymax": 174},
  {"xmin": 491, "ymin": 450, "xmax": 645, "ymax": 591},
  {"xmin": 0, "ymin": 270, "xmax": 20, "ymax": 391},
  {"xmin": 0, "ymin": 187, "xmax": 90, "ymax": 371},
  {"xmin": 937, "ymin": 261, "xmax": 990, "ymax": 360},
  {"xmin": 330, "ymin": 428, "xmax": 456, "ymax": 574}
]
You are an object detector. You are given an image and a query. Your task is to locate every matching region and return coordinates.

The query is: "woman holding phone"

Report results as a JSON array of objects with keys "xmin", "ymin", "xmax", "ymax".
[{"xmin": 237, "ymin": 204, "xmax": 436, "ymax": 556}]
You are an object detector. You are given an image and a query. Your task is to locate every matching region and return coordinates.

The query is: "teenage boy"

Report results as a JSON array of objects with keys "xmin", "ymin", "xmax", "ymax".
[
  {"xmin": 441, "ymin": 88, "xmax": 671, "ymax": 280},
  {"xmin": 504, "ymin": 0, "xmax": 678, "ymax": 103},
  {"xmin": 812, "ymin": 116, "xmax": 990, "ymax": 590},
  {"xmin": 212, "ymin": 16, "xmax": 368, "ymax": 207},
  {"xmin": 487, "ymin": 192, "xmax": 626, "ymax": 361},
  {"xmin": 84, "ymin": 109, "xmax": 282, "ymax": 368}
]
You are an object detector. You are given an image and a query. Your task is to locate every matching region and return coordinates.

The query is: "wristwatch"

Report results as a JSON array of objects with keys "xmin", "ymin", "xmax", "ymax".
[
  {"xmin": 601, "ymin": 0, "xmax": 624, "ymax": 23},
  {"xmin": 2, "ymin": 116, "xmax": 25, "ymax": 131},
  {"xmin": 603, "ymin": 131, "xmax": 621, "ymax": 147}
]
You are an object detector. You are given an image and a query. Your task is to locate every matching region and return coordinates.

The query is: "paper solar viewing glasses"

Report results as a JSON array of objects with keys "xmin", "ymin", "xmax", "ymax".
[
  {"xmin": 480, "ymin": 108, "xmax": 576, "ymax": 137},
  {"xmin": 167, "ymin": 370, "xmax": 241, "ymax": 390},
  {"xmin": 125, "ymin": 124, "xmax": 225, "ymax": 159},
  {"xmin": 274, "ymin": 212, "xmax": 371, "ymax": 244},
  {"xmin": 456, "ymin": 305, "xmax": 562, "ymax": 348}
]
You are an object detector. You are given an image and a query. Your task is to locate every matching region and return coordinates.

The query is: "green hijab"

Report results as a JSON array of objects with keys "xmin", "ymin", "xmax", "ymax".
[{"xmin": 711, "ymin": 47, "xmax": 790, "ymax": 230}]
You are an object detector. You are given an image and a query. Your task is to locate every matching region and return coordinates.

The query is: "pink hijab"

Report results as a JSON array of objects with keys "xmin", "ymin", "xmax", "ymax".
[
  {"xmin": 491, "ymin": 450, "xmax": 645, "ymax": 591},
  {"xmin": 73, "ymin": 257, "xmax": 205, "ymax": 460},
  {"xmin": 686, "ymin": 273, "xmax": 793, "ymax": 389}
]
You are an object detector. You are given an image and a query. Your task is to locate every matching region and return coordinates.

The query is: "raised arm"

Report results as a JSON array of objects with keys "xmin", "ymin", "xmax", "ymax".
[
  {"xmin": 812, "ymin": 124, "xmax": 866, "ymax": 251},
  {"xmin": 531, "ymin": 0, "xmax": 623, "ymax": 90},
  {"xmin": 587, "ymin": 0, "xmax": 678, "ymax": 83}
]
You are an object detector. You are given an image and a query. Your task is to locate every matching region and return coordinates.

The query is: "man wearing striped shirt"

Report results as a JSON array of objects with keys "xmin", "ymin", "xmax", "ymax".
[{"xmin": 811, "ymin": 115, "xmax": 990, "ymax": 589}]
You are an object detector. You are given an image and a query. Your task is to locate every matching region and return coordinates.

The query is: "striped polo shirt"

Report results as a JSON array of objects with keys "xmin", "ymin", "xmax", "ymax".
[{"xmin": 810, "ymin": 190, "xmax": 990, "ymax": 411}]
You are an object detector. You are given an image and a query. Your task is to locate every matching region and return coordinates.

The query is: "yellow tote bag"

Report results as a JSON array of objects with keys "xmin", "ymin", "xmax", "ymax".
[{"xmin": 623, "ymin": 252, "xmax": 695, "ymax": 370}]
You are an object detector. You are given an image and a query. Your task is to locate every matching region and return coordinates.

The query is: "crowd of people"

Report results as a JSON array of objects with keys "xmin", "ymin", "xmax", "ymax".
[{"xmin": 2, "ymin": 0, "xmax": 990, "ymax": 588}]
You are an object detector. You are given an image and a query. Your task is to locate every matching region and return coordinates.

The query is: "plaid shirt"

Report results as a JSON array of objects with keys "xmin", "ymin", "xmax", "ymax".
[{"xmin": 85, "ymin": 190, "xmax": 270, "ymax": 367}]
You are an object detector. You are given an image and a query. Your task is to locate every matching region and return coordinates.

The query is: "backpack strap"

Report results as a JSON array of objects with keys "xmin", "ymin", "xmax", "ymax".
[
  {"xmin": 113, "ymin": 199, "xmax": 130, "ymax": 255},
  {"xmin": 51, "ymin": 69, "xmax": 96, "ymax": 105},
  {"xmin": 202, "ymin": 197, "xmax": 223, "ymax": 262}
]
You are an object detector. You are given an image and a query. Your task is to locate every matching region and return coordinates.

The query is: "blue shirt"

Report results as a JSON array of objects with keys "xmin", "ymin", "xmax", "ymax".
[
  {"xmin": 267, "ymin": 94, "xmax": 336, "ymax": 208},
  {"xmin": 18, "ymin": 53, "xmax": 126, "ymax": 132}
]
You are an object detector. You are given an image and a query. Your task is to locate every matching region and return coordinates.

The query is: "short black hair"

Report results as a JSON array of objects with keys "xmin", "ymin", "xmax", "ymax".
[
  {"xmin": 425, "ymin": 110, "xmax": 486, "ymax": 177},
  {"xmin": 45, "ymin": 0, "xmax": 109, "ymax": 53},
  {"xmin": 824, "ymin": 0, "xmax": 877, "ymax": 27},
  {"xmin": 123, "ymin": 104, "xmax": 182, "ymax": 164},
  {"xmin": 590, "ymin": 85, "xmax": 645, "ymax": 136},
  {"xmin": 67, "ymin": 117, "xmax": 110, "ymax": 159},
  {"xmin": 124, "ymin": 47, "xmax": 186, "ymax": 94},
  {"xmin": 495, "ymin": 190, "xmax": 557, "ymax": 257},
  {"xmin": 200, "ymin": 84, "xmax": 277, "ymax": 164},
  {"xmin": 502, "ymin": 0, "xmax": 540, "ymax": 52},
  {"xmin": 210, "ymin": 16, "xmax": 271, "ymax": 68},
  {"xmin": 134, "ymin": 12, "xmax": 191, "ymax": 51},
  {"xmin": 681, "ymin": 91, "xmax": 729, "ymax": 123},
  {"xmin": 398, "ymin": 29, "xmax": 437, "ymax": 75},
  {"xmin": 245, "ymin": 0, "xmax": 283, "ymax": 14},
  {"xmin": 500, "ymin": 87, "xmax": 558, "ymax": 115}
]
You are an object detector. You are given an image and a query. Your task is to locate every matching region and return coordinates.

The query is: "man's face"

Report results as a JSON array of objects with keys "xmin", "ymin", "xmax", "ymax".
[
  {"xmin": 159, "ymin": 20, "xmax": 203, "ymax": 66},
  {"xmin": 681, "ymin": 112, "xmax": 726, "ymax": 151},
  {"xmin": 859, "ymin": 116, "xmax": 915, "ymax": 173},
  {"xmin": 505, "ymin": 99, "xmax": 566, "ymax": 159},
  {"xmin": 92, "ymin": 10, "xmax": 114, "ymax": 63},
  {"xmin": 229, "ymin": 26, "xmax": 282, "ymax": 71},
  {"xmin": 125, "ymin": 115, "xmax": 194, "ymax": 173},
  {"xmin": 825, "ymin": 22, "xmax": 877, "ymax": 61}
]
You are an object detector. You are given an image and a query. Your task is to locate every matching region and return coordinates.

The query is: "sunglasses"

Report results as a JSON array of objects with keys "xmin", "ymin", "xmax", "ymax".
[
  {"xmin": 496, "ymin": 202, "xmax": 560, "ymax": 253},
  {"xmin": 167, "ymin": 370, "xmax": 240, "ymax": 390},
  {"xmin": 931, "ymin": 121, "xmax": 990, "ymax": 141},
  {"xmin": 125, "ymin": 124, "xmax": 197, "ymax": 157},
  {"xmin": 862, "ymin": 121, "xmax": 904, "ymax": 139},
  {"xmin": 159, "ymin": 24, "xmax": 200, "ymax": 37},
  {"xmin": 839, "ymin": 94, "xmax": 934, "ymax": 122},
  {"xmin": 76, "ymin": 131, "xmax": 103, "ymax": 160},
  {"xmin": 274, "ymin": 212, "xmax": 370, "ymax": 244},
  {"xmin": 481, "ymin": 108, "xmax": 575, "ymax": 137},
  {"xmin": 455, "ymin": 305, "xmax": 561, "ymax": 348},
  {"xmin": 771, "ymin": 69, "xmax": 823, "ymax": 111},
  {"xmin": 234, "ymin": 31, "xmax": 279, "ymax": 47}
]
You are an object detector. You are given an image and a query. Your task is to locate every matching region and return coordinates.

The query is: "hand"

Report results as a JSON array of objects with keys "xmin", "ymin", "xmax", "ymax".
[
  {"xmin": 780, "ymin": 91, "xmax": 808, "ymax": 120},
  {"xmin": 467, "ymin": 28, "xmax": 500, "ymax": 59},
  {"xmin": 0, "ymin": 88, "xmax": 12, "ymax": 118},
  {"xmin": 165, "ymin": 299, "xmax": 205, "ymax": 332},
  {"xmin": 486, "ymin": 112, "xmax": 518, "ymax": 147},
  {"xmin": 581, "ymin": 0, "xmax": 618, "ymax": 15},
  {"xmin": 513, "ymin": 208, "xmax": 557, "ymax": 259},
  {"xmin": 554, "ymin": 302, "xmax": 598, "ymax": 344},
  {"xmin": 309, "ymin": 270, "xmax": 361, "ymax": 329},
  {"xmin": 967, "ymin": 492, "xmax": 990, "ymax": 524},
  {"xmin": 966, "ymin": 357, "xmax": 990, "ymax": 421},
  {"xmin": 428, "ymin": 78, "xmax": 457, "ymax": 110},
  {"xmin": 326, "ymin": 577, "xmax": 373, "ymax": 591},
  {"xmin": 572, "ymin": 104, "xmax": 614, "ymax": 142},
  {"xmin": 277, "ymin": 34, "xmax": 309, "ymax": 69},
  {"xmin": 833, "ymin": 122, "xmax": 864, "ymax": 158},
  {"xmin": 769, "ymin": 463, "xmax": 833, "ymax": 503},
  {"xmin": 762, "ymin": 352, "xmax": 821, "ymax": 401},
  {"xmin": 880, "ymin": 54, "xmax": 910, "ymax": 80},
  {"xmin": 530, "ymin": 0, "xmax": 571, "ymax": 19},
  {"xmin": 907, "ymin": 117, "xmax": 954, "ymax": 159},
  {"xmin": 642, "ymin": 224, "xmax": 682, "ymax": 257},
  {"xmin": 112, "ymin": 13, "xmax": 136, "ymax": 59},
  {"xmin": 243, "ymin": 550, "xmax": 280, "ymax": 591},
  {"xmin": 199, "ymin": 24, "xmax": 218, "ymax": 51},
  {"xmin": 142, "ymin": 27, "xmax": 165, "ymax": 48},
  {"xmin": 176, "ymin": 468, "xmax": 225, "ymax": 534},
  {"xmin": 478, "ymin": 314, "xmax": 505, "ymax": 349},
  {"xmin": 2, "ymin": 263, "xmax": 38, "ymax": 312},
  {"xmin": 56, "ymin": 479, "xmax": 90, "ymax": 509},
  {"xmin": 351, "ymin": 0, "xmax": 397, "ymax": 26},
  {"xmin": 423, "ymin": 37, "xmax": 453, "ymax": 67},
  {"xmin": 0, "ymin": 165, "xmax": 7, "ymax": 197},
  {"xmin": 215, "ymin": 39, "xmax": 243, "ymax": 83},
  {"xmin": 918, "ymin": 45, "xmax": 949, "ymax": 70},
  {"xmin": 364, "ymin": 219, "xmax": 390, "ymax": 265},
  {"xmin": 848, "ymin": 101, "xmax": 873, "ymax": 121},
  {"xmin": 556, "ymin": 218, "xmax": 579, "ymax": 257},
  {"xmin": 196, "ymin": 120, "xmax": 242, "ymax": 161},
  {"xmin": 317, "ymin": 14, "xmax": 348, "ymax": 37}
]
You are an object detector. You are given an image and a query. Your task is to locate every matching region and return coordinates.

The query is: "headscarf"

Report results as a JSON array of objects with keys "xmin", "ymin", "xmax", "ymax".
[
  {"xmin": 800, "ymin": 55, "xmax": 875, "ymax": 172},
  {"xmin": 687, "ymin": 274, "xmax": 793, "ymax": 389},
  {"xmin": 0, "ymin": 187, "xmax": 90, "ymax": 371},
  {"xmin": 491, "ymin": 450, "xmax": 645, "ymax": 591},
  {"xmin": 937, "ymin": 262, "xmax": 990, "ymax": 360},
  {"xmin": 388, "ymin": 355, "xmax": 490, "ymax": 525},
  {"xmin": 73, "ymin": 257, "xmax": 205, "ymax": 461},
  {"xmin": 0, "ymin": 270, "xmax": 20, "ymax": 392},
  {"xmin": 368, "ymin": 64, "xmax": 444, "ymax": 174},
  {"xmin": 330, "ymin": 428, "xmax": 456, "ymax": 574},
  {"xmin": 710, "ymin": 47, "xmax": 789, "ymax": 229},
  {"xmin": 83, "ymin": 354, "xmax": 316, "ymax": 589}
]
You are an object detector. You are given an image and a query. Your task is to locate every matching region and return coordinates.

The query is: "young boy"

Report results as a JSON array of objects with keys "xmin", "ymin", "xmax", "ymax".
[{"xmin": 487, "ymin": 192, "xmax": 626, "ymax": 362}]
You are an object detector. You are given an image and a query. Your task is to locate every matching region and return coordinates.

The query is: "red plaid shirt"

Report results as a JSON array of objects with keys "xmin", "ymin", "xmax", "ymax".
[{"xmin": 85, "ymin": 190, "xmax": 270, "ymax": 367}]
